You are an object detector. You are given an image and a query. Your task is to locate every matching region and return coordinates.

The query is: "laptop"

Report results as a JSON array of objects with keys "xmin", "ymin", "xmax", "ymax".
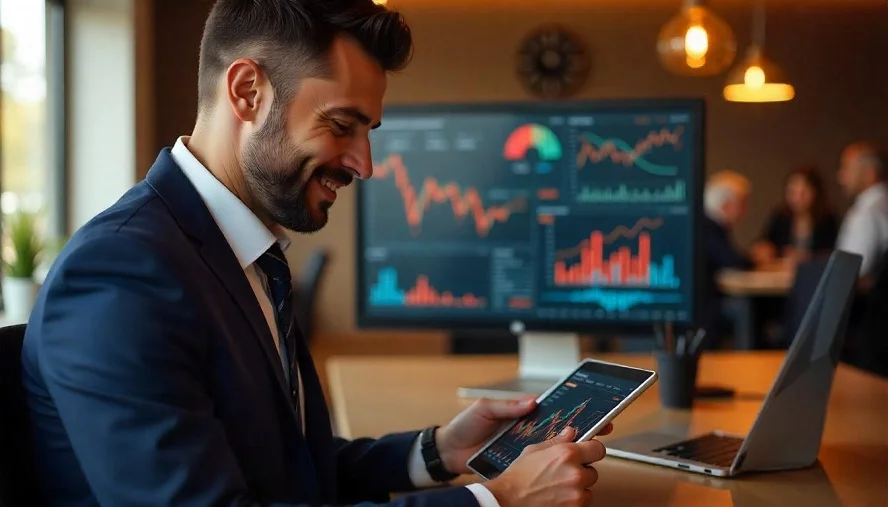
[{"xmin": 605, "ymin": 250, "xmax": 862, "ymax": 477}]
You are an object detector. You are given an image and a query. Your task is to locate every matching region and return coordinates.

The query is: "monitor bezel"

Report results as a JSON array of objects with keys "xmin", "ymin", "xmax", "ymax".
[{"xmin": 354, "ymin": 97, "xmax": 706, "ymax": 334}]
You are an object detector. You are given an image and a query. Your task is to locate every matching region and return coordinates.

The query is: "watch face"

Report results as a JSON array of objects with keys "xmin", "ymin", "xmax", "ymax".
[{"xmin": 516, "ymin": 25, "xmax": 590, "ymax": 98}]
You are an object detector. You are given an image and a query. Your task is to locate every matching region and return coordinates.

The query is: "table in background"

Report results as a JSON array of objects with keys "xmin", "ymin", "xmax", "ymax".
[
  {"xmin": 717, "ymin": 270, "xmax": 794, "ymax": 349},
  {"xmin": 327, "ymin": 352, "xmax": 887, "ymax": 507}
]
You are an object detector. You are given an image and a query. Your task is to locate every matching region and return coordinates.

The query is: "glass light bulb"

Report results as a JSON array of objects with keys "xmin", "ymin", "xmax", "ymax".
[
  {"xmin": 685, "ymin": 25, "xmax": 709, "ymax": 58},
  {"xmin": 657, "ymin": 5, "xmax": 736, "ymax": 76},
  {"xmin": 744, "ymin": 66, "xmax": 765, "ymax": 88}
]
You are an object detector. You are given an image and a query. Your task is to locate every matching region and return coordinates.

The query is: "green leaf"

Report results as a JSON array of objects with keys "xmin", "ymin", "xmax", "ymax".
[{"xmin": 3, "ymin": 211, "xmax": 43, "ymax": 279}]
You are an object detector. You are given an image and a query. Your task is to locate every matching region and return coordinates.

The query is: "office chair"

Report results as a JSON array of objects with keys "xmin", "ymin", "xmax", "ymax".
[
  {"xmin": 778, "ymin": 257, "xmax": 830, "ymax": 348},
  {"xmin": 0, "ymin": 324, "xmax": 42, "ymax": 507},
  {"xmin": 847, "ymin": 249, "xmax": 888, "ymax": 377},
  {"xmin": 295, "ymin": 248, "xmax": 331, "ymax": 343}
]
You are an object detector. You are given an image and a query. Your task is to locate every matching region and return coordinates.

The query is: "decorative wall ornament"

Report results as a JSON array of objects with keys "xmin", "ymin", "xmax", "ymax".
[{"xmin": 516, "ymin": 25, "xmax": 590, "ymax": 99}]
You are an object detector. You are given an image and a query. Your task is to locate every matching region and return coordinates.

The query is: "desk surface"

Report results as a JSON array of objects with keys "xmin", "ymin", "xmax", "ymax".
[
  {"xmin": 717, "ymin": 269, "xmax": 794, "ymax": 296},
  {"xmin": 327, "ymin": 352, "xmax": 888, "ymax": 507}
]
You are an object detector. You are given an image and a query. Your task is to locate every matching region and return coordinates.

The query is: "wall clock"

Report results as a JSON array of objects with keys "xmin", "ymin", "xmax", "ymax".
[{"xmin": 516, "ymin": 25, "xmax": 590, "ymax": 99}]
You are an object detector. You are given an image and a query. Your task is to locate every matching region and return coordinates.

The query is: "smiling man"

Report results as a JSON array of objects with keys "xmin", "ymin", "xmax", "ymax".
[{"xmin": 21, "ymin": 1, "xmax": 611, "ymax": 507}]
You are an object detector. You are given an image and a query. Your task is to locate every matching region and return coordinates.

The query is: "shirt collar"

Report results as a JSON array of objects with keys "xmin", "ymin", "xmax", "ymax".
[{"xmin": 171, "ymin": 136, "xmax": 290, "ymax": 270}]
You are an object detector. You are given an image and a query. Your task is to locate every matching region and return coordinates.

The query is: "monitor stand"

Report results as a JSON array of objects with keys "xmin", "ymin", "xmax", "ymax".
[{"xmin": 457, "ymin": 332, "xmax": 581, "ymax": 399}]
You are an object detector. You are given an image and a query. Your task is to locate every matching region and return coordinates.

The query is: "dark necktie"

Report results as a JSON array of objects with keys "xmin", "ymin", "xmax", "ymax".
[{"xmin": 255, "ymin": 243, "xmax": 301, "ymax": 424}]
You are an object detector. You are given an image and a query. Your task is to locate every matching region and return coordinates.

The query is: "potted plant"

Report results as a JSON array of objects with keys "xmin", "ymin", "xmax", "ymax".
[{"xmin": 2, "ymin": 211, "xmax": 43, "ymax": 321}]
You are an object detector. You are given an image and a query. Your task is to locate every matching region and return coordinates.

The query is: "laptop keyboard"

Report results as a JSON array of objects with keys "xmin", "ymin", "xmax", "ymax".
[{"xmin": 653, "ymin": 433, "xmax": 744, "ymax": 468}]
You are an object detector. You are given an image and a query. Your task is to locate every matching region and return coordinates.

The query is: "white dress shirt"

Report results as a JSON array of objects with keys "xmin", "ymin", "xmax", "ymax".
[
  {"xmin": 837, "ymin": 183, "xmax": 888, "ymax": 276},
  {"xmin": 171, "ymin": 137, "xmax": 498, "ymax": 506}
]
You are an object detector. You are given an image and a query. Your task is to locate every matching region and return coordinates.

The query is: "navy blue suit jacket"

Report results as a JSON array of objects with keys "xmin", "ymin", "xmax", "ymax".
[{"xmin": 21, "ymin": 150, "xmax": 477, "ymax": 507}]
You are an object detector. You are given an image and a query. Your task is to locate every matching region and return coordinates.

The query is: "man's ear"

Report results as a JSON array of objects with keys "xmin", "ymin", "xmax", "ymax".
[{"xmin": 226, "ymin": 58, "xmax": 268, "ymax": 123}]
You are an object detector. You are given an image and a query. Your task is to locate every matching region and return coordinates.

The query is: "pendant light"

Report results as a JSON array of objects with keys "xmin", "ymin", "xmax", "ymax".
[
  {"xmin": 723, "ymin": 0, "xmax": 795, "ymax": 102},
  {"xmin": 657, "ymin": 0, "xmax": 737, "ymax": 76}
]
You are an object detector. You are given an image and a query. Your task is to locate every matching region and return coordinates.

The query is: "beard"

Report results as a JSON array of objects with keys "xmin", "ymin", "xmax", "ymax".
[{"xmin": 242, "ymin": 109, "xmax": 329, "ymax": 233}]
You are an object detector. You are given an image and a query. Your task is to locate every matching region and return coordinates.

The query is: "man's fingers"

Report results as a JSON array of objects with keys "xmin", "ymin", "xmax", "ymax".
[
  {"xmin": 524, "ymin": 426, "xmax": 576, "ymax": 454},
  {"xmin": 575, "ymin": 439, "xmax": 607, "ymax": 464},
  {"xmin": 475, "ymin": 395, "xmax": 538, "ymax": 419},
  {"xmin": 597, "ymin": 422, "xmax": 614, "ymax": 436},
  {"xmin": 581, "ymin": 465, "xmax": 599, "ymax": 488}
]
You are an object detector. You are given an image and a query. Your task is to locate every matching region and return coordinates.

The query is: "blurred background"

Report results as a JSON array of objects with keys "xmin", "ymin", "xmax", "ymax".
[{"xmin": 0, "ymin": 0, "xmax": 885, "ymax": 352}]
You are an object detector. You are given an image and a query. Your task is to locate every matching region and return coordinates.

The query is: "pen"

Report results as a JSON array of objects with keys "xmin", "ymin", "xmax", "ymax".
[{"xmin": 689, "ymin": 328, "xmax": 707, "ymax": 356}]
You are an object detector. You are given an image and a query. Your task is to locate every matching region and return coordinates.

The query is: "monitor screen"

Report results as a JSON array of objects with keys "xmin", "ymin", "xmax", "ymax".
[{"xmin": 356, "ymin": 99, "xmax": 704, "ymax": 332}]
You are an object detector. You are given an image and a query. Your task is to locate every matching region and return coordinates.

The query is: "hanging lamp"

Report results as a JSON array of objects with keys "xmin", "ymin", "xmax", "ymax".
[
  {"xmin": 723, "ymin": 0, "xmax": 795, "ymax": 102},
  {"xmin": 656, "ymin": 0, "xmax": 737, "ymax": 76}
]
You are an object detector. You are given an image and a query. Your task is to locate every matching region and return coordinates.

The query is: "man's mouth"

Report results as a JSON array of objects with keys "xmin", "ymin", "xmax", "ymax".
[
  {"xmin": 319, "ymin": 175, "xmax": 344, "ymax": 194},
  {"xmin": 313, "ymin": 170, "xmax": 352, "ymax": 201}
]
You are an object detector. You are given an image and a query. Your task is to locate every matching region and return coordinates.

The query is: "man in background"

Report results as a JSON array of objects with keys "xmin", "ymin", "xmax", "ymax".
[
  {"xmin": 21, "ymin": 1, "xmax": 609, "ymax": 506},
  {"xmin": 836, "ymin": 141, "xmax": 888, "ymax": 278},
  {"xmin": 701, "ymin": 170, "xmax": 753, "ymax": 347},
  {"xmin": 703, "ymin": 170, "xmax": 754, "ymax": 282}
]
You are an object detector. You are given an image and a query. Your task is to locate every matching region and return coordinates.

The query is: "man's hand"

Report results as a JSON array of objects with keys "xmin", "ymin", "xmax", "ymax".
[
  {"xmin": 485, "ymin": 427, "xmax": 607, "ymax": 507},
  {"xmin": 435, "ymin": 396, "xmax": 613, "ymax": 476}
]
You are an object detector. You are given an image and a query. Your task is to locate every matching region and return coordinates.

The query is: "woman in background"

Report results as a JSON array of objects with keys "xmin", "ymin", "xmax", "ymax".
[{"xmin": 751, "ymin": 165, "xmax": 840, "ymax": 268}]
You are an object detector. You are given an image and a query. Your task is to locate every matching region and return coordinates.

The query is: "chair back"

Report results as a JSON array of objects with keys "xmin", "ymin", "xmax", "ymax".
[
  {"xmin": 0, "ymin": 324, "xmax": 41, "ymax": 506},
  {"xmin": 295, "ymin": 249, "xmax": 331, "ymax": 342},
  {"xmin": 851, "ymin": 248, "xmax": 888, "ymax": 377},
  {"xmin": 779, "ymin": 258, "xmax": 830, "ymax": 347}
]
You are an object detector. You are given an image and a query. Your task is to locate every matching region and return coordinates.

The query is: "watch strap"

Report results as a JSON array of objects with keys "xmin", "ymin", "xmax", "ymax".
[{"xmin": 419, "ymin": 426, "xmax": 459, "ymax": 482}]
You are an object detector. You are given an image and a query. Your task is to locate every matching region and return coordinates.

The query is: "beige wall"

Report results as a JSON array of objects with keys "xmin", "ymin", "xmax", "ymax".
[
  {"xmin": 68, "ymin": 0, "xmax": 137, "ymax": 231},
  {"xmin": 148, "ymin": 0, "xmax": 888, "ymax": 336}
]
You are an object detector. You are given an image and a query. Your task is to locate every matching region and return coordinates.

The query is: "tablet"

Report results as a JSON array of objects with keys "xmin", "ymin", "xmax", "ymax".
[{"xmin": 466, "ymin": 358, "xmax": 657, "ymax": 480}]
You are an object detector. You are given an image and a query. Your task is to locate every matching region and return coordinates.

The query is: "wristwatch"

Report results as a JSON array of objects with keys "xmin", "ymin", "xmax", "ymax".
[{"xmin": 419, "ymin": 426, "xmax": 459, "ymax": 482}]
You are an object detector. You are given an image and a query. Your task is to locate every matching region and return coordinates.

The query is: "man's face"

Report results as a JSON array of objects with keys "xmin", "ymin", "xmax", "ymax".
[
  {"xmin": 837, "ymin": 148, "xmax": 866, "ymax": 197},
  {"xmin": 243, "ymin": 37, "xmax": 386, "ymax": 233},
  {"xmin": 722, "ymin": 193, "xmax": 748, "ymax": 228}
]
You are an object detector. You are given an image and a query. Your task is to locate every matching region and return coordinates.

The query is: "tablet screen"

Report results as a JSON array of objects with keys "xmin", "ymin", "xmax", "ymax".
[{"xmin": 471, "ymin": 360, "xmax": 654, "ymax": 477}]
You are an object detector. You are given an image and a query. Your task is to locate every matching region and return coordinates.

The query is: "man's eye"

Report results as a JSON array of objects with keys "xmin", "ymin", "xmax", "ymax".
[{"xmin": 332, "ymin": 122, "xmax": 351, "ymax": 135}]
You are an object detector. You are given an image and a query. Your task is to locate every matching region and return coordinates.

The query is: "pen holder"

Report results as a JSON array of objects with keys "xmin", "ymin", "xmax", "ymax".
[{"xmin": 655, "ymin": 351, "xmax": 699, "ymax": 409}]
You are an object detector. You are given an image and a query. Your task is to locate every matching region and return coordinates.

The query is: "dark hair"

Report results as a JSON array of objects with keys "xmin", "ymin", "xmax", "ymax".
[
  {"xmin": 197, "ymin": 0, "xmax": 413, "ymax": 115},
  {"xmin": 781, "ymin": 164, "xmax": 832, "ymax": 219}
]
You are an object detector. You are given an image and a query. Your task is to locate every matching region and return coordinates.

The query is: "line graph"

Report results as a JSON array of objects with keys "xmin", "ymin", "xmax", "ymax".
[
  {"xmin": 554, "ymin": 217, "xmax": 664, "ymax": 260},
  {"xmin": 575, "ymin": 126, "xmax": 684, "ymax": 176},
  {"xmin": 371, "ymin": 154, "xmax": 528, "ymax": 239},
  {"xmin": 508, "ymin": 400, "xmax": 600, "ymax": 444}
]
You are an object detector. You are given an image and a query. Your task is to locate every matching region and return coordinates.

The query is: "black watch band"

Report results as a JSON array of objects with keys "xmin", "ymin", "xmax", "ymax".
[{"xmin": 419, "ymin": 426, "xmax": 459, "ymax": 482}]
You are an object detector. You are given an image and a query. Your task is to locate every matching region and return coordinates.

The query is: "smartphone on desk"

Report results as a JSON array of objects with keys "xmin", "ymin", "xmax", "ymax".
[{"xmin": 466, "ymin": 358, "xmax": 658, "ymax": 480}]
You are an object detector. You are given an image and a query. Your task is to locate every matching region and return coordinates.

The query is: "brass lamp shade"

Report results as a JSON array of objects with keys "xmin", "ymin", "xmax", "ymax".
[
  {"xmin": 723, "ymin": 46, "xmax": 795, "ymax": 102},
  {"xmin": 657, "ymin": 2, "xmax": 737, "ymax": 76}
]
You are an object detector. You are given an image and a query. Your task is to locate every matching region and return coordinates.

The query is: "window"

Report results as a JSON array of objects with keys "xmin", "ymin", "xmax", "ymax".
[{"xmin": 1, "ymin": 0, "xmax": 66, "ymax": 244}]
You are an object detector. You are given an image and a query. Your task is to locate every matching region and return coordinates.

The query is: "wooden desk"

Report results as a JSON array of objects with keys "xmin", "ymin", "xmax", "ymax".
[
  {"xmin": 327, "ymin": 352, "xmax": 888, "ymax": 507},
  {"xmin": 717, "ymin": 269, "xmax": 794, "ymax": 297}
]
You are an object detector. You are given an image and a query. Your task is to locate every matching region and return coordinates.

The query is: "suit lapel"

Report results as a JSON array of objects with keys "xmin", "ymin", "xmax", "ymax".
[
  {"xmin": 291, "ymin": 325, "xmax": 336, "ymax": 499},
  {"xmin": 144, "ymin": 150, "xmax": 297, "ymax": 425}
]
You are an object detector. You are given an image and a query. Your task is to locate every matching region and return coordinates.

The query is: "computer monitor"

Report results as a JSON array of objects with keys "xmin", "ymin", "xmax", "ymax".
[{"xmin": 356, "ymin": 98, "xmax": 705, "ymax": 396}]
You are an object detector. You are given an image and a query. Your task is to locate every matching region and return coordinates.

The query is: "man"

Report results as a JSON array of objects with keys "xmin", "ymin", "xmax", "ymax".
[
  {"xmin": 21, "ymin": 1, "xmax": 609, "ymax": 506},
  {"xmin": 836, "ymin": 141, "xmax": 888, "ymax": 278},
  {"xmin": 703, "ymin": 170, "xmax": 753, "ymax": 280},
  {"xmin": 701, "ymin": 170, "xmax": 753, "ymax": 347}
]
